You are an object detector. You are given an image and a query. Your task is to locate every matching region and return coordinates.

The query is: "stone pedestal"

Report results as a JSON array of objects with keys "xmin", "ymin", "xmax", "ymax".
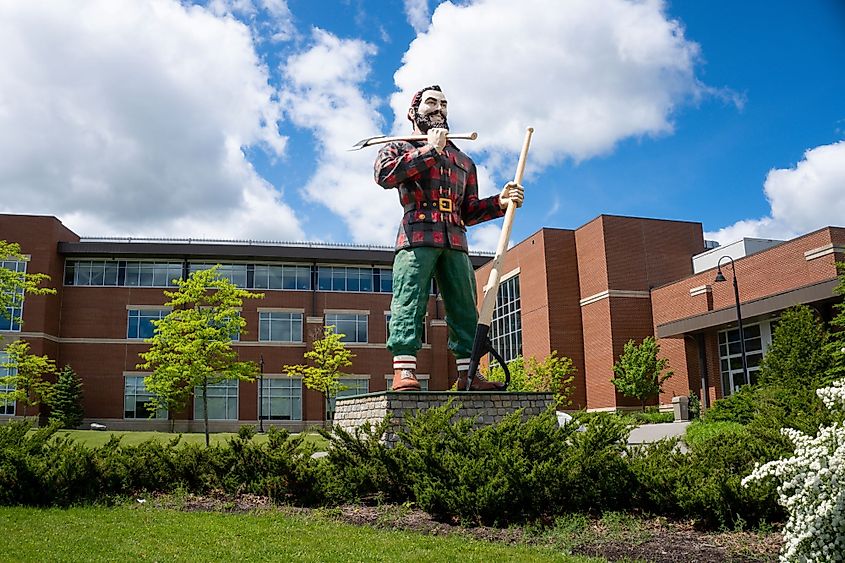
[{"xmin": 333, "ymin": 391, "xmax": 555, "ymax": 445}]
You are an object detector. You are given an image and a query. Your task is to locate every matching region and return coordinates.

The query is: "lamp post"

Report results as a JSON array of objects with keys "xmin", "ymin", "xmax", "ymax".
[
  {"xmin": 715, "ymin": 256, "xmax": 749, "ymax": 390},
  {"xmin": 259, "ymin": 354, "xmax": 265, "ymax": 433}
]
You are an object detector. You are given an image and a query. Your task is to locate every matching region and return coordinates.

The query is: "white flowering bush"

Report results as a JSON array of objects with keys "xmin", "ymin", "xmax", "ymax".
[{"xmin": 743, "ymin": 378, "xmax": 845, "ymax": 562}]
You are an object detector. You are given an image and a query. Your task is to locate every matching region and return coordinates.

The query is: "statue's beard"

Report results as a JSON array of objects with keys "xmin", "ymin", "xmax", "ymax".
[{"xmin": 414, "ymin": 111, "xmax": 449, "ymax": 133}]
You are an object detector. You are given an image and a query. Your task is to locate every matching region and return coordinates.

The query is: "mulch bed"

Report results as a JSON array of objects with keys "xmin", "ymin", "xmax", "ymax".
[{"xmin": 149, "ymin": 492, "xmax": 781, "ymax": 562}]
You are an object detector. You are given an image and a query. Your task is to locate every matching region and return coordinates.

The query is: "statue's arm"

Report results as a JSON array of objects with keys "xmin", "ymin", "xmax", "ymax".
[{"xmin": 374, "ymin": 141, "xmax": 438, "ymax": 189}]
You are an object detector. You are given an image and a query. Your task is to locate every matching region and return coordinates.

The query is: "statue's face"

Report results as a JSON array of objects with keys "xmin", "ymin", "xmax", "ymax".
[{"xmin": 412, "ymin": 89, "xmax": 448, "ymax": 132}]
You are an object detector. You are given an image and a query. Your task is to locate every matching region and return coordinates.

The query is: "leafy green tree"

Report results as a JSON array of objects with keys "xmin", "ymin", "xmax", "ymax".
[
  {"xmin": 487, "ymin": 351, "xmax": 576, "ymax": 407},
  {"xmin": 611, "ymin": 337, "xmax": 673, "ymax": 411},
  {"xmin": 138, "ymin": 266, "xmax": 263, "ymax": 445},
  {"xmin": 49, "ymin": 365, "xmax": 84, "ymax": 428},
  {"xmin": 758, "ymin": 305, "xmax": 831, "ymax": 390},
  {"xmin": 0, "ymin": 340, "xmax": 56, "ymax": 420},
  {"xmin": 284, "ymin": 325, "xmax": 355, "ymax": 422},
  {"xmin": 825, "ymin": 261, "xmax": 845, "ymax": 384},
  {"xmin": 1, "ymin": 240, "xmax": 56, "ymax": 327}
]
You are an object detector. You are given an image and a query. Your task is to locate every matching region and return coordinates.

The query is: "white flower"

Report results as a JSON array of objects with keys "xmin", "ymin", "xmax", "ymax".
[{"xmin": 744, "ymin": 377, "xmax": 845, "ymax": 562}]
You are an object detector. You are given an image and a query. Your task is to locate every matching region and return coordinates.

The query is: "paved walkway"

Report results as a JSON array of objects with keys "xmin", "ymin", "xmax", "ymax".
[{"xmin": 628, "ymin": 421, "xmax": 691, "ymax": 445}]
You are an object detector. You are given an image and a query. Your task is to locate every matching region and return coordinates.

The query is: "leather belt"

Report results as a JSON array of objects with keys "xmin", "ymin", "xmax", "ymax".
[{"xmin": 403, "ymin": 197, "xmax": 455, "ymax": 213}]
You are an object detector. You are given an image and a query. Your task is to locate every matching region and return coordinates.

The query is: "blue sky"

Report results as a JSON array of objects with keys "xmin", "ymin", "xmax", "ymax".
[{"xmin": 1, "ymin": 0, "xmax": 843, "ymax": 251}]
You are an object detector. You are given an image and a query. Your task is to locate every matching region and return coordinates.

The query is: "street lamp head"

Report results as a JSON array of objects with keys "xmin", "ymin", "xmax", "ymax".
[{"xmin": 714, "ymin": 267, "xmax": 726, "ymax": 283}]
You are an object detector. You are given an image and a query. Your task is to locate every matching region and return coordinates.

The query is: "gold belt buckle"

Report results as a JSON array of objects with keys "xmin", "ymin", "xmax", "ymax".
[{"xmin": 438, "ymin": 197, "xmax": 453, "ymax": 212}]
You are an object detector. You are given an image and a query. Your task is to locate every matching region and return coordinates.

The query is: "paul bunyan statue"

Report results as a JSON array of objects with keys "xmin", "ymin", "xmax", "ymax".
[{"xmin": 374, "ymin": 85, "xmax": 524, "ymax": 391}]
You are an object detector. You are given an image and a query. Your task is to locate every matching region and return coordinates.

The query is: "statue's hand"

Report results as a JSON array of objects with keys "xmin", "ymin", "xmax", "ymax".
[
  {"xmin": 499, "ymin": 181, "xmax": 524, "ymax": 209},
  {"xmin": 427, "ymin": 128, "xmax": 448, "ymax": 154}
]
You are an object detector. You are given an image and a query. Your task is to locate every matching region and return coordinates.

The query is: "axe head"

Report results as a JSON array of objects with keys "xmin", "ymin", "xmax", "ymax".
[{"xmin": 349, "ymin": 135, "xmax": 387, "ymax": 151}]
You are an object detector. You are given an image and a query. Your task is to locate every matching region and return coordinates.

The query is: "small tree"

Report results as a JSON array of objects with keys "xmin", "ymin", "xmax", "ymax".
[
  {"xmin": 824, "ymin": 261, "xmax": 845, "ymax": 384},
  {"xmin": 0, "ymin": 340, "xmax": 56, "ymax": 420},
  {"xmin": 611, "ymin": 337, "xmax": 673, "ymax": 411},
  {"xmin": 138, "ymin": 266, "xmax": 263, "ymax": 446},
  {"xmin": 758, "ymin": 304, "xmax": 831, "ymax": 390},
  {"xmin": 284, "ymin": 325, "xmax": 355, "ymax": 423},
  {"xmin": 487, "ymin": 351, "xmax": 576, "ymax": 407},
  {"xmin": 49, "ymin": 365, "xmax": 84, "ymax": 428},
  {"xmin": 1, "ymin": 240, "xmax": 56, "ymax": 327}
]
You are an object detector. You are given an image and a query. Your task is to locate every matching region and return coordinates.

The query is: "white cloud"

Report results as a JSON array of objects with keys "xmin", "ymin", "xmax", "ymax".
[
  {"xmin": 0, "ymin": 0, "xmax": 303, "ymax": 240},
  {"xmin": 391, "ymin": 0, "xmax": 709, "ymax": 178},
  {"xmin": 206, "ymin": 0, "xmax": 296, "ymax": 41},
  {"xmin": 403, "ymin": 0, "xmax": 431, "ymax": 34},
  {"xmin": 468, "ymin": 223, "xmax": 502, "ymax": 253},
  {"xmin": 281, "ymin": 29, "xmax": 402, "ymax": 246},
  {"xmin": 706, "ymin": 141, "xmax": 845, "ymax": 244}
]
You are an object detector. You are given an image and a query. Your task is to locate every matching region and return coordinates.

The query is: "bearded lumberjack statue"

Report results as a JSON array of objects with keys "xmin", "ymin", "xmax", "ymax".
[{"xmin": 374, "ymin": 85, "xmax": 524, "ymax": 391}]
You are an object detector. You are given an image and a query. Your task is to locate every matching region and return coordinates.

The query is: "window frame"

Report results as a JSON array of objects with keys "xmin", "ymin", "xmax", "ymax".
[
  {"xmin": 325, "ymin": 312, "xmax": 369, "ymax": 344},
  {"xmin": 258, "ymin": 376, "xmax": 302, "ymax": 421},
  {"xmin": 193, "ymin": 379, "xmax": 239, "ymax": 421},
  {"xmin": 123, "ymin": 374, "xmax": 168, "ymax": 420}
]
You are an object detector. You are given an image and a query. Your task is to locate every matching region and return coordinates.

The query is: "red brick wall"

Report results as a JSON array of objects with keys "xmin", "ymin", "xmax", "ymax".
[
  {"xmin": 0, "ymin": 214, "xmax": 78, "ymax": 337},
  {"xmin": 474, "ymin": 228, "xmax": 586, "ymax": 406},
  {"xmin": 653, "ymin": 228, "xmax": 842, "ymax": 327}
]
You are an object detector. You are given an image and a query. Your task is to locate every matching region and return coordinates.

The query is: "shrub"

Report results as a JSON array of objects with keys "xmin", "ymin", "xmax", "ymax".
[
  {"xmin": 758, "ymin": 305, "xmax": 831, "ymax": 390},
  {"xmin": 397, "ymin": 404, "xmax": 633, "ymax": 525},
  {"xmin": 630, "ymin": 421, "xmax": 787, "ymax": 528},
  {"xmin": 314, "ymin": 418, "xmax": 408, "ymax": 505},
  {"xmin": 743, "ymin": 378, "xmax": 845, "ymax": 561},
  {"xmin": 487, "ymin": 352, "xmax": 576, "ymax": 407}
]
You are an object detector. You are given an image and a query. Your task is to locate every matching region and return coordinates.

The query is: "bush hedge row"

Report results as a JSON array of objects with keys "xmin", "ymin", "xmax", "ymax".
[{"xmin": 0, "ymin": 405, "xmax": 785, "ymax": 528}]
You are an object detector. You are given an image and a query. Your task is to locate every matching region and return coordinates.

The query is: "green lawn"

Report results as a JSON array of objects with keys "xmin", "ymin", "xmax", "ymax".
[
  {"xmin": 47, "ymin": 429, "xmax": 329, "ymax": 450},
  {"xmin": 0, "ymin": 506, "xmax": 600, "ymax": 562}
]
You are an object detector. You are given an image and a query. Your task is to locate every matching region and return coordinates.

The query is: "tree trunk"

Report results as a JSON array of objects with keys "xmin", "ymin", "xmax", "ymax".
[
  {"xmin": 202, "ymin": 379, "xmax": 210, "ymax": 447},
  {"xmin": 641, "ymin": 398, "xmax": 646, "ymax": 412}
]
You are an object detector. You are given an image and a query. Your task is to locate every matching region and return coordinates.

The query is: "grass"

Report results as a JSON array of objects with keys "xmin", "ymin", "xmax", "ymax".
[
  {"xmin": 45, "ymin": 429, "xmax": 329, "ymax": 450},
  {"xmin": 683, "ymin": 419, "xmax": 748, "ymax": 448},
  {"xmin": 0, "ymin": 505, "xmax": 603, "ymax": 562}
]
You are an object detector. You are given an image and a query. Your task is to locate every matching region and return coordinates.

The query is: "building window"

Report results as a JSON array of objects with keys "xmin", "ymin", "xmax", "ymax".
[
  {"xmin": 489, "ymin": 275, "xmax": 522, "ymax": 364},
  {"xmin": 326, "ymin": 378, "xmax": 369, "ymax": 420},
  {"xmin": 318, "ymin": 266, "xmax": 374, "ymax": 292},
  {"xmin": 125, "ymin": 262, "xmax": 182, "ymax": 287},
  {"xmin": 385, "ymin": 313, "xmax": 426, "ymax": 344},
  {"xmin": 259, "ymin": 378, "xmax": 302, "ymax": 420},
  {"xmin": 0, "ymin": 260, "xmax": 25, "ymax": 331},
  {"xmin": 377, "ymin": 268, "xmax": 393, "ymax": 293},
  {"xmin": 194, "ymin": 380, "xmax": 239, "ymax": 420},
  {"xmin": 259, "ymin": 312, "xmax": 303, "ymax": 342},
  {"xmin": 718, "ymin": 323, "xmax": 765, "ymax": 396},
  {"xmin": 124, "ymin": 375, "xmax": 167, "ymax": 419},
  {"xmin": 127, "ymin": 309, "xmax": 169, "ymax": 339},
  {"xmin": 254, "ymin": 265, "xmax": 311, "ymax": 290},
  {"xmin": 326, "ymin": 313, "xmax": 368, "ymax": 343},
  {"xmin": 0, "ymin": 352, "xmax": 16, "ymax": 415},
  {"xmin": 188, "ymin": 263, "xmax": 248, "ymax": 288},
  {"xmin": 65, "ymin": 260, "xmax": 181, "ymax": 287}
]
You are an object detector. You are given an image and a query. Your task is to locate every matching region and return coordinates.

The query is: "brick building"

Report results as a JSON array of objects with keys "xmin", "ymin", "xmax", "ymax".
[
  {"xmin": 0, "ymin": 214, "xmax": 491, "ymax": 430},
  {"xmin": 1, "ymin": 212, "xmax": 843, "ymax": 427}
]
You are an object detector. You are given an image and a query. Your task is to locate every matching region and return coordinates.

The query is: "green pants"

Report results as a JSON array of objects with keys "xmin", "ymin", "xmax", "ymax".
[{"xmin": 388, "ymin": 247, "xmax": 478, "ymax": 358}]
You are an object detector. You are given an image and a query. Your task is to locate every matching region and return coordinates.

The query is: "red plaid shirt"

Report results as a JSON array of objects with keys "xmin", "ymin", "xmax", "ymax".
[{"xmin": 375, "ymin": 141, "xmax": 504, "ymax": 252}]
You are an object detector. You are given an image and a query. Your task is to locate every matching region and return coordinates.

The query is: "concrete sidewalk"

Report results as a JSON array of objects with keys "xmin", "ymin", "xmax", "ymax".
[{"xmin": 628, "ymin": 421, "xmax": 691, "ymax": 445}]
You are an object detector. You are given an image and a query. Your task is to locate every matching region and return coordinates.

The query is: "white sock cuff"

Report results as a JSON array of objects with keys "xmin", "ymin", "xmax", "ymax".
[
  {"xmin": 456, "ymin": 358, "xmax": 471, "ymax": 372},
  {"xmin": 393, "ymin": 355, "xmax": 416, "ymax": 369}
]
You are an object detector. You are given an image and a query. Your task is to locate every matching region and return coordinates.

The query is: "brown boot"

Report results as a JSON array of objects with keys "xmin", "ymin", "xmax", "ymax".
[
  {"xmin": 392, "ymin": 368, "xmax": 421, "ymax": 391},
  {"xmin": 456, "ymin": 372, "xmax": 506, "ymax": 391}
]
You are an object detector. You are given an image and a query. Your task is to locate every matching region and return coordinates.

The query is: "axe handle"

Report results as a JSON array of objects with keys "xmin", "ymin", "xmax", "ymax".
[
  {"xmin": 477, "ymin": 127, "xmax": 534, "ymax": 327},
  {"xmin": 363, "ymin": 132, "xmax": 478, "ymax": 148}
]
